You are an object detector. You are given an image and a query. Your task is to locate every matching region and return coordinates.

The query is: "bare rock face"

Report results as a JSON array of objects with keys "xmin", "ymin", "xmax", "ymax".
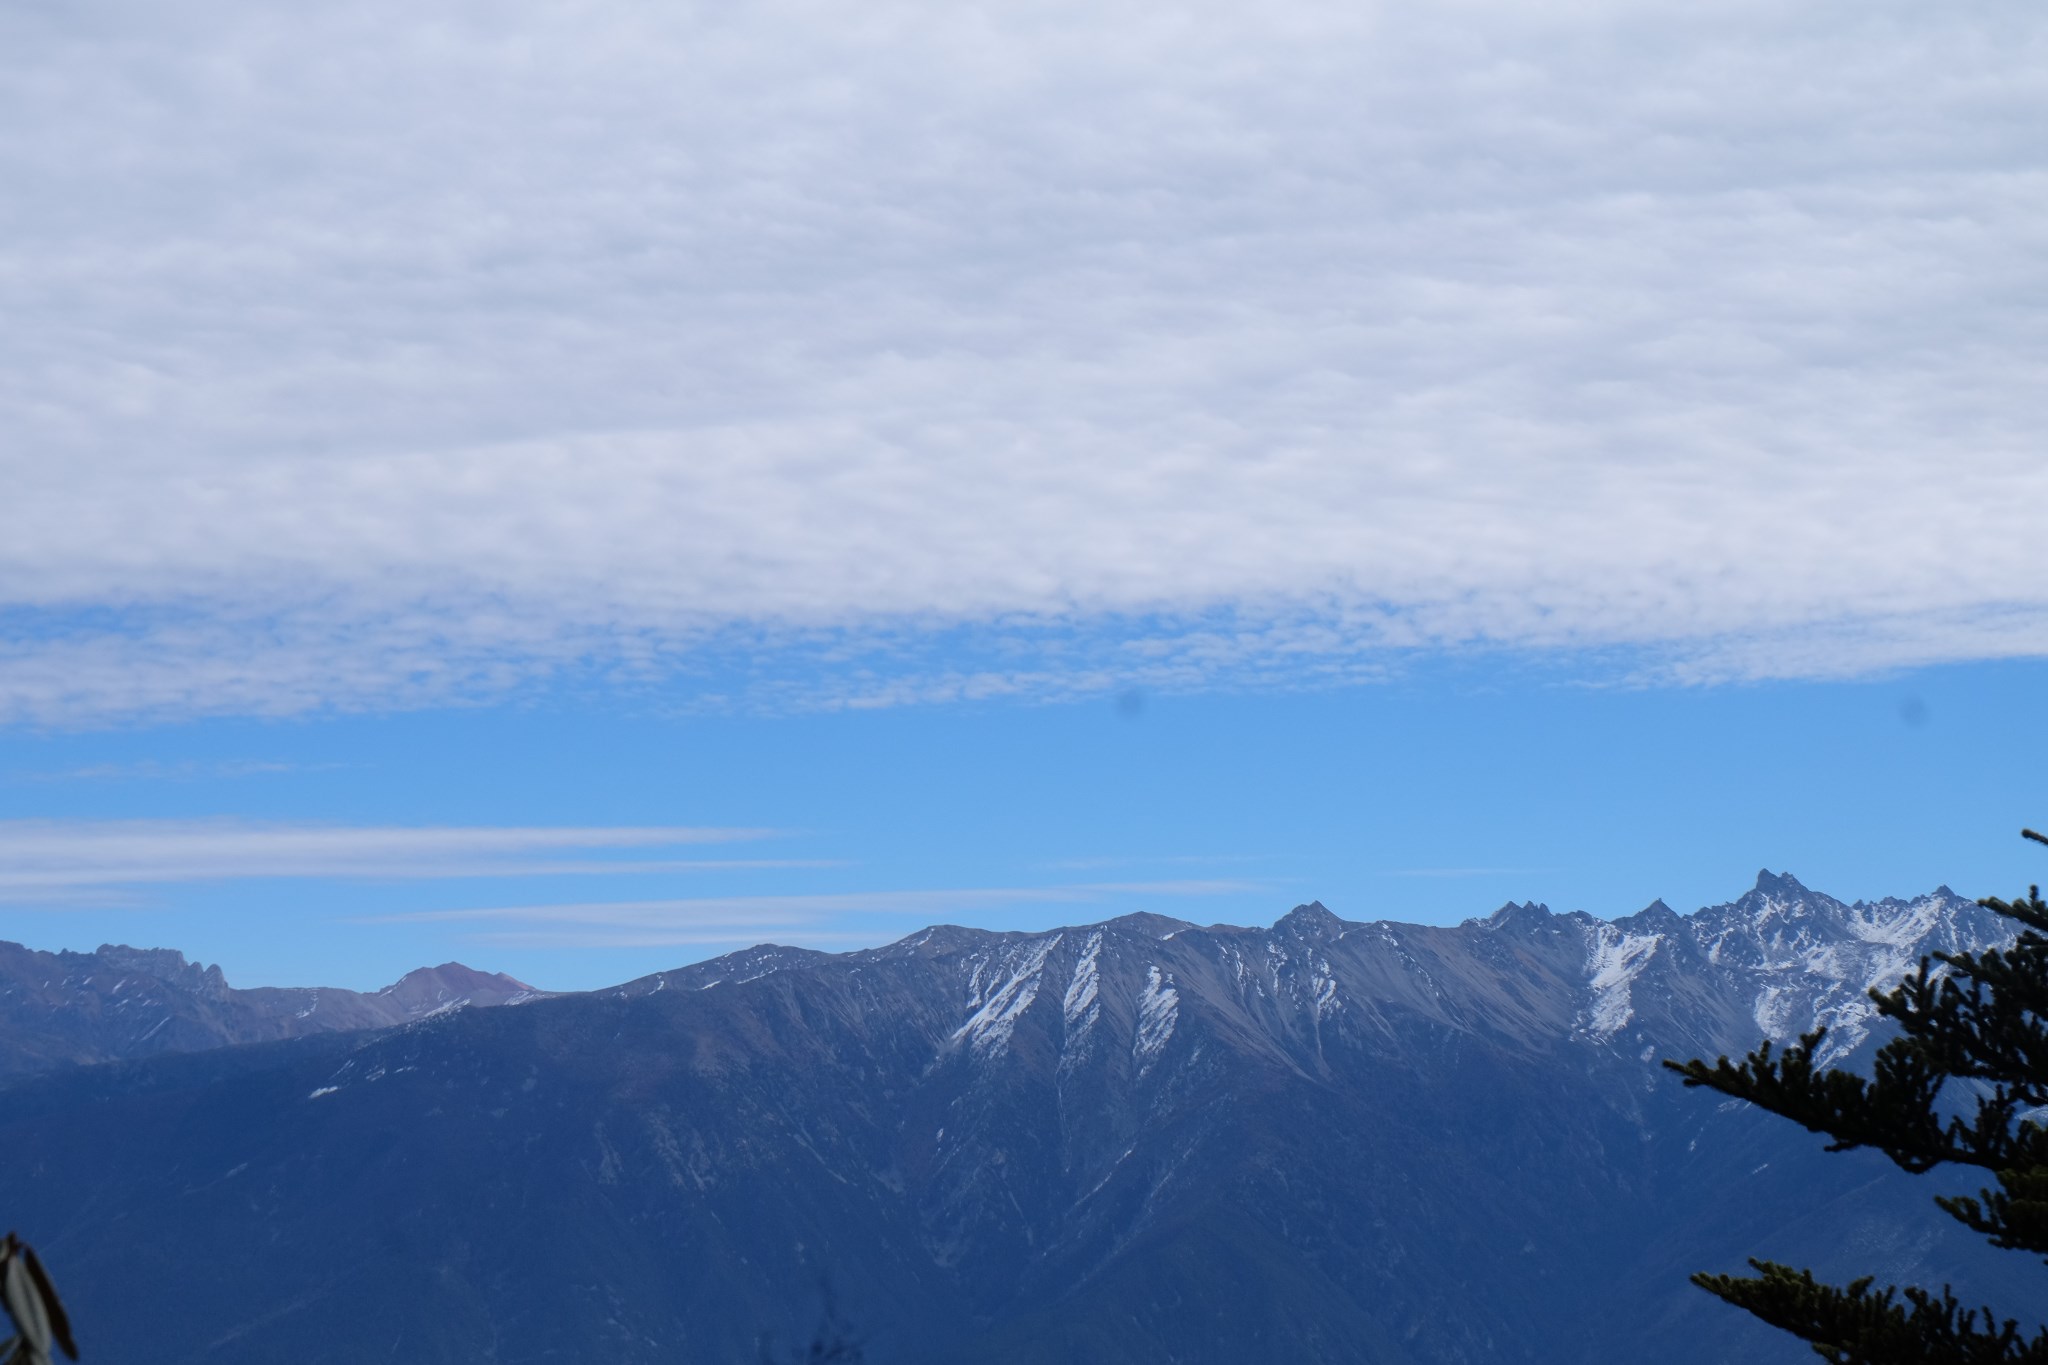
[
  {"xmin": 367, "ymin": 962, "xmax": 542, "ymax": 1018},
  {"xmin": 0, "ymin": 941, "xmax": 542, "ymax": 1078},
  {"xmin": 0, "ymin": 877, "xmax": 2025, "ymax": 1364}
]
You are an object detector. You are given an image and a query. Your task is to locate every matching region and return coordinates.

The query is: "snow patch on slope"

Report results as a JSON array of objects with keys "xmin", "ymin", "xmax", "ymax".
[
  {"xmin": 953, "ymin": 935, "xmax": 1061, "ymax": 1058},
  {"xmin": 1058, "ymin": 931, "xmax": 1105, "ymax": 1075},
  {"xmin": 1134, "ymin": 965, "xmax": 1179, "ymax": 1074},
  {"xmin": 1309, "ymin": 956, "xmax": 1339, "ymax": 1020},
  {"xmin": 1064, "ymin": 932, "xmax": 1103, "ymax": 1035},
  {"xmin": 1583, "ymin": 927, "xmax": 1662, "ymax": 1039},
  {"xmin": 1752, "ymin": 983, "xmax": 1799, "ymax": 1040}
]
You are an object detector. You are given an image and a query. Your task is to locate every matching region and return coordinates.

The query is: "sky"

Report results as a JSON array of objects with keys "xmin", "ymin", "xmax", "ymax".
[{"xmin": 1, "ymin": 0, "xmax": 2044, "ymax": 991}]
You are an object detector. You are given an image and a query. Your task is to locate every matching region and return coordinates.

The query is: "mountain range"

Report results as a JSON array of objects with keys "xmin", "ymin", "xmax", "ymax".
[
  {"xmin": 0, "ymin": 938, "xmax": 541, "ymax": 1081},
  {"xmin": 0, "ymin": 871, "xmax": 2030, "ymax": 1363}
]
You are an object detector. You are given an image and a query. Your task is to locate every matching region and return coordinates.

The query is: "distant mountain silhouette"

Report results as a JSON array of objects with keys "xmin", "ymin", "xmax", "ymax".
[
  {"xmin": 0, "ymin": 940, "xmax": 541, "ymax": 1078},
  {"xmin": 0, "ymin": 876, "xmax": 2026, "ymax": 1363}
]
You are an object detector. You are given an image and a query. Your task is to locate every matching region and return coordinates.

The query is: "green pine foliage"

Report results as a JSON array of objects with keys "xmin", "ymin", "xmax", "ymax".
[{"xmin": 1666, "ymin": 829, "xmax": 2048, "ymax": 1363}]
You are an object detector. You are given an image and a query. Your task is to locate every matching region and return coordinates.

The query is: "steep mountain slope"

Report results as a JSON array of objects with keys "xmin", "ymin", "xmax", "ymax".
[
  {"xmin": 0, "ymin": 873, "xmax": 2026, "ymax": 1363},
  {"xmin": 0, "ymin": 940, "xmax": 542, "ymax": 1078}
]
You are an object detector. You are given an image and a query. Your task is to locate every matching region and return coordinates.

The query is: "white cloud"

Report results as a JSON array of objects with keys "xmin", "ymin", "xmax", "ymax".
[
  {"xmin": 4, "ymin": 0, "xmax": 2044, "ymax": 721},
  {"xmin": 0, "ymin": 820, "xmax": 786, "ymax": 900}
]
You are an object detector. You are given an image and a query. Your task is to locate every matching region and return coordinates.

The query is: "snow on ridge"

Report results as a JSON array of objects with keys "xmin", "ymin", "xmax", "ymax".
[
  {"xmin": 1784, "ymin": 934, "xmax": 1938, "ymax": 1066},
  {"xmin": 1842, "ymin": 895, "xmax": 1943, "ymax": 948},
  {"xmin": 1711, "ymin": 891, "xmax": 1989, "ymax": 1066},
  {"xmin": 1064, "ymin": 931, "xmax": 1103, "ymax": 1035},
  {"xmin": 1134, "ymin": 965, "xmax": 1179, "ymax": 1073},
  {"xmin": 953, "ymin": 934, "xmax": 1062, "ymax": 1058},
  {"xmin": 1571, "ymin": 887, "xmax": 1958, "ymax": 1054},
  {"xmin": 1057, "ymin": 931, "xmax": 1106, "ymax": 1076},
  {"xmin": 1582, "ymin": 927, "xmax": 1662, "ymax": 1039}
]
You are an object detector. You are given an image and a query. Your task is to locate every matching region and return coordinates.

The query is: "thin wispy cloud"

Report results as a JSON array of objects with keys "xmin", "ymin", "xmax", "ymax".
[
  {"xmin": 1041, "ymin": 855, "xmax": 1274, "ymax": 872},
  {"xmin": 8, "ymin": 759, "xmax": 359, "ymax": 783},
  {"xmin": 3, "ymin": 0, "xmax": 2043, "ymax": 722},
  {"xmin": 363, "ymin": 879, "xmax": 1262, "ymax": 948},
  {"xmin": 0, "ymin": 820, "xmax": 788, "ymax": 901}
]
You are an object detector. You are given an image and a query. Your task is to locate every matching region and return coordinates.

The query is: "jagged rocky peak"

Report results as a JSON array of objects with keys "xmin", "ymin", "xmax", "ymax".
[
  {"xmin": 1576, "ymin": 875, "xmax": 2014, "ymax": 1063},
  {"xmin": 1273, "ymin": 900, "xmax": 1346, "ymax": 938},
  {"xmin": 1693, "ymin": 871, "xmax": 1993, "ymax": 962},
  {"xmin": 1483, "ymin": 900, "xmax": 1553, "ymax": 931},
  {"xmin": 92, "ymin": 944, "xmax": 199, "ymax": 979},
  {"xmin": 1715, "ymin": 868, "xmax": 1974, "ymax": 945},
  {"xmin": 1723, "ymin": 869, "xmax": 1826, "ymax": 926},
  {"xmin": 1751, "ymin": 868, "xmax": 1809, "ymax": 897},
  {"xmin": 1608, "ymin": 898, "xmax": 1682, "ymax": 935},
  {"xmin": 89, "ymin": 944, "xmax": 232, "ymax": 998}
]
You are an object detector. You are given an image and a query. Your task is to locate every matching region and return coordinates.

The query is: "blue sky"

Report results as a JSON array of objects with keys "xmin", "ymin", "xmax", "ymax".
[
  {"xmin": 2, "ymin": 0, "xmax": 2044, "ymax": 989},
  {"xmin": 3, "ymin": 657, "xmax": 2045, "ymax": 992}
]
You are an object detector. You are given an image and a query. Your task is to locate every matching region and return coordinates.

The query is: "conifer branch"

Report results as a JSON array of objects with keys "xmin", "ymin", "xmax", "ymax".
[
  {"xmin": 1669, "ymin": 829, "xmax": 2048, "ymax": 1360},
  {"xmin": 1692, "ymin": 1261, "xmax": 2048, "ymax": 1364}
]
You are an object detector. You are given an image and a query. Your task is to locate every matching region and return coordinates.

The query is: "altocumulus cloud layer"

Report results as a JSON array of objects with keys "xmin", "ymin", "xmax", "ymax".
[{"xmin": 4, "ymin": 0, "xmax": 2045, "ymax": 722}]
